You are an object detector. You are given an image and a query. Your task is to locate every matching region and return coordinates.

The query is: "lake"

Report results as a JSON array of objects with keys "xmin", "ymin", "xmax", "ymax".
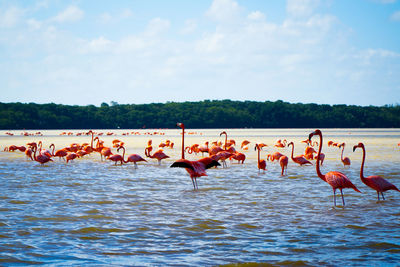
[{"xmin": 0, "ymin": 128, "xmax": 399, "ymax": 266}]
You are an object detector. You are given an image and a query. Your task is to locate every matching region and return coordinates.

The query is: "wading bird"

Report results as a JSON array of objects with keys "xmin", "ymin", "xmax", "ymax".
[
  {"xmin": 170, "ymin": 123, "xmax": 220, "ymax": 190},
  {"xmin": 353, "ymin": 142, "xmax": 399, "ymax": 201},
  {"xmin": 309, "ymin": 129, "xmax": 361, "ymax": 206},
  {"xmin": 255, "ymin": 144, "xmax": 266, "ymax": 173},
  {"xmin": 338, "ymin": 143, "xmax": 351, "ymax": 167},
  {"xmin": 287, "ymin": 142, "xmax": 312, "ymax": 166}
]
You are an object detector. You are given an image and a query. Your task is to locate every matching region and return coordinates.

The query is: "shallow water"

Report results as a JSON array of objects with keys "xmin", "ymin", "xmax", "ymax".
[{"xmin": 0, "ymin": 128, "xmax": 399, "ymax": 266}]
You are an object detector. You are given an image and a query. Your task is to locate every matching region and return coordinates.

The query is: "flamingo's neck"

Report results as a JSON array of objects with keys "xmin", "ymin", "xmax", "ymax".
[
  {"xmin": 315, "ymin": 133, "xmax": 326, "ymax": 182},
  {"xmin": 360, "ymin": 146, "xmax": 366, "ymax": 180},
  {"xmin": 181, "ymin": 127, "xmax": 185, "ymax": 159},
  {"xmin": 341, "ymin": 145, "xmax": 345, "ymax": 161},
  {"xmin": 290, "ymin": 143, "xmax": 294, "ymax": 160}
]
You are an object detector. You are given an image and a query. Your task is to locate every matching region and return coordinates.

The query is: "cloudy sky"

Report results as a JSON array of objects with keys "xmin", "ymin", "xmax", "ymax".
[{"xmin": 1, "ymin": 0, "xmax": 399, "ymax": 106}]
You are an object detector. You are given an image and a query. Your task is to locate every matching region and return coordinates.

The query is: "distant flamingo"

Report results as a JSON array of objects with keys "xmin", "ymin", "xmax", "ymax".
[
  {"xmin": 241, "ymin": 140, "xmax": 250, "ymax": 150},
  {"xmin": 255, "ymin": 144, "xmax": 266, "ymax": 173},
  {"xmin": 25, "ymin": 146, "xmax": 33, "ymax": 160},
  {"xmin": 274, "ymin": 139, "xmax": 287, "ymax": 148},
  {"xmin": 353, "ymin": 142, "xmax": 399, "ymax": 201},
  {"xmin": 287, "ymin": 142, "xmax": 312, "ymax": 166},
  {"xmin": 267, "ymin": 151, "xmax": 285, "ymax": 162},
  {"xmin": 309, "ymin": 129, "xmax": 361, "ymax": 206},
  {"xmin": 107, "ymin": 146, "xmax": 125, "ymax": 165},
  {"xmin": 338, "ymin": 143, "xmax": 351, "ymax": 167},
  {"xmin": 145, "ymin": 147, "xmax": 169, "ymax": 165},
  {"xmin": 50, "ymin": 144, "xmax": 68, "ymax": 160},
  {"xmin": 170, "ymin": 123, "xmax": 220, "ymax": 189},
  {"xmin": 314, "ymin": 152, "xmax": 325, "ymax": 166},
  {"xmin": 230, "ymin": 152, "xmax": 246, "ymax": 164},
  {"xmin": 66, "ymin": 152, "xmax": 78, "ymax": 163},
  {"xmin": 32, "ymin": 144, "xmax": 52, "ymax": 165},
  {"xmin": 100, "ymin": 147, "xmax": 113, "ymax": 161},
  {"xmin": 122, "ymin": 146, "xmax": 147, "ymax": 169},
  {"xmin": 279, "ymin": 155, "xmax": 288, "ymax": 176}
]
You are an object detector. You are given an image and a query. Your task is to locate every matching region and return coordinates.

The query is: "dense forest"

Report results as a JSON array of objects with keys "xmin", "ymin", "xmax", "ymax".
[{"xmin": 0, "ymin": 100, "xmax": 399, "ymax": 129}]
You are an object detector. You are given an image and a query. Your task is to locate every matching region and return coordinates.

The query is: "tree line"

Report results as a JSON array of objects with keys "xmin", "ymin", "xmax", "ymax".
[{"xmin": 0, "ymin": 100, "xmax": 399, "ymax": 130}]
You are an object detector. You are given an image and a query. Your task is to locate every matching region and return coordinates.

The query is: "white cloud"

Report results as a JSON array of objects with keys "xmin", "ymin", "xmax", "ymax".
[
  {"xmin": 0, "ymin": 6, "xmax": 24, "ymax": 28},
  {"xmin": 286, "ymin": 0, "xmax": 320, "ymax": 18},
  {"xmin": 247, "ymin": 11, "xmax": 266, "ymax": 21},
  {"xmin": 181, "ymin": 19, "xmax": 197, "ymax": 34},
  {"xmin": 80, "ymin": 36, "xmax": 114, "ymax": 54},
  {"xmin": 390, "ymin": 10, "xmax": 400, "ymax": 21},
  {"xmin": 51, "ymin": 6, "xmax": 84, "ymax": 23},
  {"xmin": 98, "ymin": 9, "xmax": 133, "ymax": 24},
  {"xmin": 145, "ymin": 18, "xmax": 170, "ymax": 36},
  {"xmin": 206, "ymin": 0, "xmax": 241, "ymax": 22},
  {"xmin": 27, "ymin": 18, "xmax": 42, "ymax": 30}
]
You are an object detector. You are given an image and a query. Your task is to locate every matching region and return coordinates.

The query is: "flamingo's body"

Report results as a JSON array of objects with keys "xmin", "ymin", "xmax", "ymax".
[
  {"xmin": 66, "ymin": 152, "xmax": 78, "ymax": 163},
  {"xmin": 230, "ymin": 152, "xmax": 246, "ymax": 164},
  {"xmin": 309, "ymin": 129, "xmax": 361, "ymax": 206},
  {"xmin": 288, "ymin": 142, "xmax": 312, "ymax": 166},
  {"xmin": 353, "ymin": 142, "xmax": 399, "ymax": 200},
  {"xmin": 170, "ymin": 123, "xmax": 220, "ymax": 189},
  {"xmin": 255, "ymin": 144, "xmax": 266, "ymax": 173},
  {"xmin": 145, "ymin": 148, "xmax": 169, "ymax": 165},
  {"xmin": 32, "ymin": 144, "xmax": 52, "ymax": 165},
  {"xmin": 267, "ymin": 152, "xmax": 285, "ymax": 162},
  {"xmin": 339, "ymin": 143, "xmax": 351, "ymax": 167},
  {"xmin": 126, "ymin": 153, "xmax": 147, "ymax": 168},
  {"xmin": 279, "ymin": 155, "xmax": 288, "ymax": 176}
]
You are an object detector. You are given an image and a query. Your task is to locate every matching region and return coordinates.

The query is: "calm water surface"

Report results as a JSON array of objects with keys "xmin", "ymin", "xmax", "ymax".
[{"xmin": 0, "ymin": 129, "xmax": 399, "ymax": 266}]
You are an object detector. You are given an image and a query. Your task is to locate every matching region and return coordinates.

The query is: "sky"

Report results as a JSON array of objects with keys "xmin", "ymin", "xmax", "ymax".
[{"xmin": 1, "ymin": 0, "xmax": 400, "ymax": 107}]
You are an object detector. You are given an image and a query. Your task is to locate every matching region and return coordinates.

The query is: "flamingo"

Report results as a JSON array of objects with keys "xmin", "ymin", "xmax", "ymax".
[
  {"xmin": 66, "ymin": 152, "xmax": 78, "ymax": 163},
  {"xmin": 267, "ymin": 151, "xmax": 285, "ymax": 162},
  {"xmin": 123, "ymin": 146, "xmax": 147, "ymax": 169},
  {"xmin": 279, "ymin": 155, "xmax": 289, "ymax": 176},
  {"xmin": 309, "ymin": 129, "xmax": 361, "ymax": 206},
  {"xmin": 82, "ymin": 130, "xmax": 95, "ymax": 154},
  {"xmin": 145, "ymin": 147, "xmax": 169, "ymax": 165},
  {"xmin": 241, "ymin": 140, "xmax": 250, "ymax": 150},
  {"xmin": 107, "ymin": 146, "xmax": 124, "ymax": 165},
  {"xmin": 274, "ymin": 139, "xmax": 287, "ymax": 148},
  {"xmin": 255, "ymin": 144, "xmax": 266, "ymax": 173},
  {"xmin": 338, "ymin": 143, "xmax": 351, "ymax": 167},
  {"xmin": 50, "ymin": 144, "xmax": 68, "ymax": 160},
  {"xmin": 170, "ymin": 123, "xmax": 220, "ymax": 189},
  {"xmin": 353, "ymin": 142, "xmax": 399, "ymax": 200},
  {"xmin": 32, "ymin": 144, "xmax": 52, "ymax": 165},
  {"xmin": 314, "ymin": 152, "xmax": 325, "ymax": 166},
  {"xmin": 287, "ymin": 142, "xmax": 312, "ymax": 166},
  {"xmin": 230, "ymin": 152, "xmax": 246, "ymax": 164}
]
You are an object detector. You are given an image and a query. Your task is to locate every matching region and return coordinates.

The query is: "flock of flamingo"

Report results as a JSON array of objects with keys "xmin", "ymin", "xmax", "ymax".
[{"xmin": 2, "ymin": 126, "xmax": 399, "ymax": 206}]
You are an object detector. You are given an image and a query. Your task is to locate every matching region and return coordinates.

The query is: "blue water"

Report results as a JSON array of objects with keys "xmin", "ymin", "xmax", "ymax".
[{"xmin": 0, "ymin": 129, "xmax": 399, "ymax": 266}]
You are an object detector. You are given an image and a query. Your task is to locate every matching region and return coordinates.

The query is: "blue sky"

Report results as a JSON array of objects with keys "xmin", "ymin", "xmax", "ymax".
[{"xmin": 1, "ymin": 0, "xmax": 399, "ymax": 106}]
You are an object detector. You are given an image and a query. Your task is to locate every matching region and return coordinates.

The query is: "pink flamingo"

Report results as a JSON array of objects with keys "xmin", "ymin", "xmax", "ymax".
[
  {"xmin": 123, "ymin": 146, "xmax": 147, "ymax": 169},
  {"xmin": 230, "ymin": 152, "xmax": 246, "ymax": 164},
  {"xmin": 309, "ymin": 129, "xmax": 361, "ymax": 206},
  {"xmin": 50, "ymin": 144, "xmax": 68, "ymax": 161},
  {"xmin": 66, "ymin": 152, "xmax": 78, "ymax": 163},
  {"xmin": 170, "ymin": 123, "xmax": 220, "ymax": 189},
  {"xmin": 145, "ymin": 146, "xmax": 169, "ymax": 165},
  {"xmin": 287, "ymin": 142, "xmax": 312, "ymax": 166},
  {"xmin": 107, "ymin": 146, "xmax": 125, "ymax": 165},
  {"xmin": 274, "ymin": 139, "xmax": 287, "ymax": 148},
  {"xmin": 32, "ymin": 144, "xmax": 52, "ymax": 165},
  {"xmin": 279, "ymin": 155, "xmax": 289, "ymax": 176},
  {"xmin": 338, "ymin": 143, "xmax": 351, "ymax": 167},
  {"xmin": 267, "ymin": 151, "xmax": 285, "ymax": 162},
  {"xmin": 353, "ymin": 142, "xmax": 399, "ymax": 201},
  {"xmin": 255, "ymin": 144, "xmax": 266, "ymax": 173}
]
